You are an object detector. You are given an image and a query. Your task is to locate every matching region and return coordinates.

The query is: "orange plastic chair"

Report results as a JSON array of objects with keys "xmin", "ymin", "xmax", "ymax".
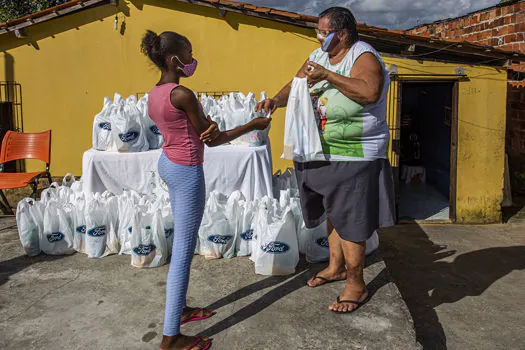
[{"xmin": 0, "ymin": 130, "xmax": 52, "ymax": 214}]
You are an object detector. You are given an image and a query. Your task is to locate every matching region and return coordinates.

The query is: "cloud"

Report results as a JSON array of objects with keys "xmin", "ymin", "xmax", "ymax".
[{"xmin": 247, "ymin": 0, "xmax": 498, "ymax": 29}]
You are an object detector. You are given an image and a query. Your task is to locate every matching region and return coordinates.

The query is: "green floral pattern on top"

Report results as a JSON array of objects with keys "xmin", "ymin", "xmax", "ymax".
[
  {"xmin": 311, "ymin": 83, "xmax": 365, "ymax": 158},
  {"xmin": 308, "ymin": 43, "xmax": 390, "ymax": 161}
]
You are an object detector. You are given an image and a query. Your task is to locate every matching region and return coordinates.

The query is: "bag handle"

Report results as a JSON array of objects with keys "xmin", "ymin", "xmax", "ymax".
[{"xmin": 62, "ymin": 173, "xmax": 76, "ymax": 187}]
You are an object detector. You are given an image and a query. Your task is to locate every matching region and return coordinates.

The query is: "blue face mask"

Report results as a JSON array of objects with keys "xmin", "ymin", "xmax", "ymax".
[{"xmin": 322, "ymin": 32, "xmax": 336, "ymax": 52}]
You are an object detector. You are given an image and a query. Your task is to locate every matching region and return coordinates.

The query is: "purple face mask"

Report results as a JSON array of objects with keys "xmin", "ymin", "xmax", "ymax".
[{"xmin": 175, "ymin": 56, "xmax": 198, "ymax": 77}]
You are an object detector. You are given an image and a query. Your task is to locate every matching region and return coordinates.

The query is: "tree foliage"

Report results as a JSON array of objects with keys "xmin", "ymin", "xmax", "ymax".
[{"xmin": 0, "ymin": 0, "xmax": 69, "ymax": 23}]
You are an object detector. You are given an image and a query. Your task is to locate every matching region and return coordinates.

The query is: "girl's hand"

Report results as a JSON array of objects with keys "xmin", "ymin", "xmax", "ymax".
[
  {"xmin": 249, "ymin": 117, "xmax": 272, "ymax": 131},
  {"xmin": 200, "ymin": 116, "xmax": 220, "ymax": 143}
]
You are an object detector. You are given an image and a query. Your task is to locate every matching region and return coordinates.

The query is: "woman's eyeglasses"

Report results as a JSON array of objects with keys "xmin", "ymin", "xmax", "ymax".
[{"xmin": 315, "ymin": 29, "xmax": 337, "ymax": 37}]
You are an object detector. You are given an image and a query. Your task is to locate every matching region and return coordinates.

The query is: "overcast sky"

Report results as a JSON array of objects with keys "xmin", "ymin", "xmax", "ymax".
[{"xmin": 247, "ymin": 0, "xmax": 499, "ymax": 29}]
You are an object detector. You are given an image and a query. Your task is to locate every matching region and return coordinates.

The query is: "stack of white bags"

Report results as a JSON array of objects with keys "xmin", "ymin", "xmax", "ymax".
[
  {"xmin": 198, "ymin": 92, "xmax": 269, "ymax": 147},
  {"xmin": 16, "ymin": 169, "xmax": 379, "ymax": 275},
  {"xmin": 16, "ymin": 174, "xmax": 171, "ymax": 268},
  {"xmin": 93, "ymin": 91, "xmax": 269, "ymax": 152},
  {"xmin": 92, "ymin": 93, "xmax": 163, "ymax": 152}
]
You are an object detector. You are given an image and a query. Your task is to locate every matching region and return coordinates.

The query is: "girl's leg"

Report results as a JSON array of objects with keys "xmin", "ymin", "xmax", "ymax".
[{"xmin": 159, "ymin": 154, "xmax": 206, "ymax": 336}]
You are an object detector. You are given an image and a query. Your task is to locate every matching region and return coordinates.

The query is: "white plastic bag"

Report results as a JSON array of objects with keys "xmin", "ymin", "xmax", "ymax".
[
  {"xmin": 198, "ymin": 192, "xmax": 235, "ymax": 260},
  {"xmin": 254, "ymin": 207, "xmax": 299, "ymax": 276},
  {"xmin": 85, "ymin": 197, "xmax": 119, "ymax": 258},
  {"xmin": 283, "ymin": 77, "xmax": 325, "ymax": 162},
  {"xmin": 92, "ymin": 97, "xmax": 115, "ymax": 151},
  {"xmin": 40, "ymin": 182, "xmax": 60, "ymax": 206},
  {"xmin": 230, "ymin": 92, "xmax": 267, "ymax": 147},
  {"xmin": 138, "ymin": 94, "xmax": 164, "ymax": 150},
  {"xmin": 72, "ymin": 193, "xmax": 87, "ymax": 254},
  {"xmin": 41, "ymin": 200, "xmax": 75, "ymax": 255},
  {"xmin": 117, "ymin": 197, "xmax": 136, "ymax": 255},
  {"xmin": 131, "ymin": 209, "xmax": 168, "ymax": 268},
  {"xmin": 112, "ymin": 94, "xmax": 148, "ymax": 153},
  {"xmin": 16, "ymin": 198, "xmax": 43, "ymax": 256},
  {"xmin": 304, "ymin": 221, "xmax": 330, "ymax": 263},
  {"xmin": 236, "ymin": 200, "xmax": 257, "ymax": 257},
  {"xmin": 272, "ymin": 168, "xmax": 298, "ymax": 199},
  {"xmin": 62, "ymin": 173, "xmax": 76, "ymax": 188},
  {"xmin": 70, "ymin": 178, "xmax": 83, "ymax": 194}
]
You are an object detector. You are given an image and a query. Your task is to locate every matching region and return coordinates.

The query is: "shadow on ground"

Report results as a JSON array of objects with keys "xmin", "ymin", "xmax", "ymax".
[
  {"xmin": 199, "ymin": 252, "xmax": 387, "ymax": 339},
  {"xmin": 379, "ymin": 224, "xmax": 525, "ymax": 350},
  {"xmin": 0, "ymin": 253, "xmax": 67, "ymax": 286}
]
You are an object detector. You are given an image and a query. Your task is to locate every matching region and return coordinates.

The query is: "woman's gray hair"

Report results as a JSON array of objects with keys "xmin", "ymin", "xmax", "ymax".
[{"xmin": 319, "ymin": 7, "xmax": 359, "ymax": 44}]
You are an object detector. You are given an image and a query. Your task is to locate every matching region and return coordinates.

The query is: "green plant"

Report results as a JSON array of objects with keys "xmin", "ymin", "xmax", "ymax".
[{"xmin": 0, "ymin": 0, "xmax": 69, "ymax": 23}]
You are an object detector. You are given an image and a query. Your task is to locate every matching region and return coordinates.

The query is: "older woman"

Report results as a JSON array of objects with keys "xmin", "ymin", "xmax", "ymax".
[{"xmin": 255, "ymin": 7, "xmax": 395, "ymax": 313}]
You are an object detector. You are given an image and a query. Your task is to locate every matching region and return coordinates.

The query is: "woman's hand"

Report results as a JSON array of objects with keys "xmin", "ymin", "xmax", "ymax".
[
  {"xmin": 200, "ymin": 116, "xmax": 220, "ymax": 143},
  {"xmin": 249, "ymin": 117, "xmax": 272, "ymax": 131},
  {"xmin": 254, "ymin": 98, "xmax": 277, "ymax": 116},
  {"xmin": 305, "ymin": 61, "xmax": 329, "ymax": 87}
]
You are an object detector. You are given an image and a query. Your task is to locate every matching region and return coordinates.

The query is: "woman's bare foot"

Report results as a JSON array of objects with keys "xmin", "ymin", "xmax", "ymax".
[
  {"xmin": 307, "ymin": 266, "xmax": 347, "ymax": 287},
  {"xmin": 160, "ymin": 334, "xmax": 210, "ymax": 350},
  {"xmin": 181, "ymin": 307, "xmax": 215, "ymax": 324},
  {"xmin": 329, "ymin": 282, "xmax": 369, "ymax": 313}
]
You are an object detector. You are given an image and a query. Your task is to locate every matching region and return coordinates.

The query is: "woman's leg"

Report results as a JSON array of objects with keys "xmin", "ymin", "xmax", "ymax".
[
  {"xmin": 158, "ymin": 154, "xmax": 206, "ymax": 337},
  {"xmin": 329, "ymin": 237, "xmax": 368, "ymax": 312},
  {"xmin": 307, "ymin": 219, "xmax": 347, "ymax": 287}
]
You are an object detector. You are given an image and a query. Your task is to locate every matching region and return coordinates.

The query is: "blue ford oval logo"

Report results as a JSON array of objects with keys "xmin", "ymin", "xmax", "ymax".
[
  {"xmin": 261, "ymin": 241, "xmax": 290, "ymax": 254},
  {"xmin": 87, "ymin": 226, "xmax": 106, "ymax": 237},
  {"xmin": 316, "ymin": 237, "xmax": 329, "ymax": 248},
  {"xmin": 47, "ymin": 232, "xmax": 64, "ymax": 243},
  {"xmin": 99, "ymin": 122, "xmax": 111, "ymax": 131},
  {"xmin": 133, "ymin": 244, "xmax": 156, "ymax": 256},
  {"xmin": 208, "ymin": 235, "xmax": 233, "ymax": 245},
  {"xmin": 165, "ymin": 228, "xmax": 174, "ymax": 238},
  {"xmin": 241, "ymin": 229, "xmax": 253, "ymax": 241},
  {"xmin": 76, "ymin": 225, "xmax": 86, "ymax": 234},
  {"xmin": 150, "ymin": 125, "xmax": 162, "ymax": 135},
  {"xmin": 119, "ymin": 131, "xmax": 139, "ymax": 142},
  {"xmin": 128, "ymin": 227, "xmax": 133, "ymax": 234}
]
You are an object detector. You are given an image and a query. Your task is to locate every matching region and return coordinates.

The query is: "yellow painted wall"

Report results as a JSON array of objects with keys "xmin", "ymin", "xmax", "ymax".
[{"xmin": 0, "ymin": 1, "xmax": 507, "ymax": 223}]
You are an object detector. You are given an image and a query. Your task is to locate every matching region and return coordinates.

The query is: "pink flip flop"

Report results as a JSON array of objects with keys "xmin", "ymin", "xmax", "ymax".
[
  {"xmin": 188, "ymin": 336, "xmax": 211, "ymax": 350},
  {"xmin": 181, "ymin": 308, "xmax": 215, "ymax": 325}
]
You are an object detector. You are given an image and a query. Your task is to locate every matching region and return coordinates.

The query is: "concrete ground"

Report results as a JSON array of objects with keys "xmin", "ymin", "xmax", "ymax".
[
  {"xmin": 2, "ymin": 216, "xmax": 524, "ymax": 350},
  {"xmin": 379, "ymin": 223, "xmax": 525, "ymax": 350},
  {"xmin": 0, "ymin": 216, "xmax": 419, "ymax": 350}
]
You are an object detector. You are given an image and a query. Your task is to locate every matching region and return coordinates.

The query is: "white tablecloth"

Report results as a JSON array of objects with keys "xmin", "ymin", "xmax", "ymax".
[{"xmin": 82, "ymin": 144, "xmax": 273, "ymax": 201}]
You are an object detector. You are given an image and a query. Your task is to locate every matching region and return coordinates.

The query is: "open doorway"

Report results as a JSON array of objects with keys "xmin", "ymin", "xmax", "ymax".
[{"xmin": 398, "ymin": 81, "xmax": 456, "ymax": 222}]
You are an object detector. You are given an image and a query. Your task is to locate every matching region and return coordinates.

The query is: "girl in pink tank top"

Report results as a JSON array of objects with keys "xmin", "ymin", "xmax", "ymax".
[{"xmin": 141, "ymin": 30, "xmax": 270, "ymax": 350}]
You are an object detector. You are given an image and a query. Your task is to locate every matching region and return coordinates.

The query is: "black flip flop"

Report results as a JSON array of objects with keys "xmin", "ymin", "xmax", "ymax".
[
  {"xmin": 331, "ymin": 294, "xmax": 370, "ymax": 313},
  {"xmin": 308, "ymin": 273, "xmax": 345, "ymax": 287}
]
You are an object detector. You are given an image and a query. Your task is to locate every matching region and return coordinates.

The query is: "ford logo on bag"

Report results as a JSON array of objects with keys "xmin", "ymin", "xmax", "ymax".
[
  {"xmin": 76, "ymin": 225, "xmax": 86, "ymax": 234},
  {"xmin": 208, "ymin": 235, "xmax": 233, "ymax": 245},
  {"xmin": 150, "ymin": 125, "xmax": 162, "ymax": 135},
  {"xmin": 241, "ymin": 229, "xmax": 254, "ymax": 241},
  {"xmin": 87, "ymin": 226, "xmax": 106, "ymax": 237},
  {"xmin": 47, "ymin": 232, "xmax": 64, "ymax": 243},
  {"xmin": 119, "ymin": 131, "xmax": 139, "ymax": 143},
  {"xmin": 128, "ymin": 227, "xmax": 133, "ymax": 234},
  {"xmin": 261, "ymin": 241, "xmax": 290, "ymax": 254},
  {"xmin": 133, "ymin": 244, "xmax": 156, "ymax": 256},
  {"xmin": 99, "ymin": 122, "xmax": 111, "ymax": 131},
  {"xmin": 316, "ymin": 237, "xmax": 329, "ymax": 248},
  {"xmin": 165, "ymin": 228, "xmax": 174, "ymax": 238}
]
